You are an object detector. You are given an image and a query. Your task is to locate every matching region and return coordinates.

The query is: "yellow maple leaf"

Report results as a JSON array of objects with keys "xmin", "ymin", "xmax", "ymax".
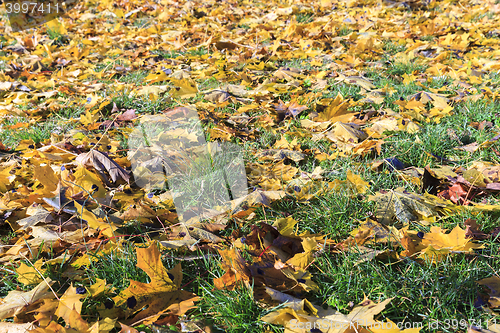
[
  {"xmin": 16, "ymin": 259, "xmax": 46, "ymax": 286},
  {"xmin": 314, "ymin": 94, "xmax": 356, "ymax": 123},
  {"xmin": 33, "ymin": 164, "xmax": 59, "ymax": 193},
  {"xmin": 72, "ymin": 165, "xmax": 106, "ymax": 198},
  {"xmin": 113, "ymin": 242, "xmax": 199, "ymax": 325},
  {"xmin": 402, "ymin": 73, "xmax": 416, "ymax": 85},
  {"xmin": 80, "ymin": 109, "xmax": 100, "ymax": 126},
  {"xmin": 55, "ymin": 285, "xmax": 85, "ymax": 324},
  {"xmin": 346, "ymin": 170, "xmax": 370, "ymax": 194},
  {"xmin": 417, "ymin": 225, "xmax": 483, "ymax": 263},
  {"xmin": 145, "ymin": 69, "xmax": 170, "ymax": 84},
  {"xmin": 422, "ymin": 225, "xmax": 483, "ymax": 252}
]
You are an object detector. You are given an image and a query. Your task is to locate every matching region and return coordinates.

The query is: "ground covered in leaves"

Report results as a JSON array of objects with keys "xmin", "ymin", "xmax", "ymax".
[{"xmin": 2, "ymin": 0, "xmax": 500, "ymax": 332}]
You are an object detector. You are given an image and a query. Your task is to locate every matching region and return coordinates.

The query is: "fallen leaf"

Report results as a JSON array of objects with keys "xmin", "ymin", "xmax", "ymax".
[{"xmin": 76, "ymin": 150, "xmax": 130, "ymax": 183}]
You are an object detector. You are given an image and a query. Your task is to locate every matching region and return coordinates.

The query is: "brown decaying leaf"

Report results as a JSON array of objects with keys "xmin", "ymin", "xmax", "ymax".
[
  {"xmin": 76, "ymin": 149, "xmax": 130, "ymax": 183},
  {"xmin": 0, "ymin": 279, "xmax": 54, "ymax": 320}
]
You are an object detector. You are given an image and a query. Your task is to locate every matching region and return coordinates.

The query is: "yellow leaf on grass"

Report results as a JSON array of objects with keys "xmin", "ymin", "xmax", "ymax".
[
  {"xmin": 73, "ymin": 201, "xmax": 119, "ymax": 238},
  {"xmin": 33, "ymin": 164, "xmax": 59, "ymax": 193},
  {"xmin": 16, "ymin": 259, "xmax": 46, "ymax": 285},
  {"xmin": 145, "ymin": 69, "xmax": 169, "ymax": 83},
  {"xmin": 273, "ymin": 217, "xmax": 299, "ymax": 236},
  {"xmin": 411, "ymin": 225, "xmax": 484, "ymax": 263},
  {"xmin": 286, "ymin": 238, "xmax": 319, "ymax": 271},
  {"xmin": 71, "ymin": 241, "xmax": 119, "ymax": 268},
  {"xmin": 45, "ymin": 19, "xmax": 67, "ymax": 35},
  {"xmin": 402, "ymin": 73, "xmax": 416, "ymax": 85},
  {"xmin": 346, "ymin": 170, "xmax": 370, "ymax": 194},
  {"xmin": 287, "ymin": 252, "xmax": 314, "ymax": 270},
  {"xmin": 214, "ymin": 247, "xmax": 250, "ymax": 290},
  {"xmin": 169, "ymin": 78, "xmax": 198, "ymax": 99},
  {"xmin": 89, "ymin": 278, "xmax": 108, "ymax": 297},
  {"xmin": 326, "ymin": 122, "xmax": 368, "ymax": 144},
  {"xmin": 422, "ymin": 225, "xmax": 483, "ymax": 252},
  {"xmin": 368, "ymin": 118, "xmax": 400, "ymax": 136},
  {"xmin": 418, "ymin": 245, "xmax": 451, "ymax": 264}
]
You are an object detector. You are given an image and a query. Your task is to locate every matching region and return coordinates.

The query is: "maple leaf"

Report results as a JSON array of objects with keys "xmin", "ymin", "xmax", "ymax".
[
  {"xmin": 325, "ymin": 122, "xmax": 368, "ymax": 144},
  {"xmin": 54, "ymin": 285, "xmax": 86, "ymax": 324},
  {"xmin": 215, "ymin": 222, "xmax": 321, "ymax": 295},
  {"xmin": 422, "ymin": 225, "xmax": 481, "ymax": 251},
  {"xmin": 214, "ymin": 247, "xmax": 251, "ymax": 290},
  {"xmin": 16, "ymin": 258, "xmax": 46, "ymax": 285},
  {"xmin": 169, "ymin": 78, "xmax": 199, "ymax": 99},
  {"xmin": 346, "ymin": 218, "xmax": 401, "ymax": 246},
  {"xmin": 76, "ymin": 149, "xmax": 130, "ymax": 184},
  {"xmin": 395, "ymin": 225, "xmax": 484, "ymax": 263},
  {"xmin": 113, "ymin": 242, "xmax": 199, "ymax": 325}
]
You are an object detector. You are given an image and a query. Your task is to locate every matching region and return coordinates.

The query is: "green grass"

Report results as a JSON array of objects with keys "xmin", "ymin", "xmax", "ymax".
[
  {"xmin": 295, "ymin": 12, "xmax": 314, "ymax": 23},
  {"xmin": 379, "ymin": 99, "xmax": 500, "ymax": 168},
  {"xmin": 46, "ymin": 28, "xmax": 70, "ymax": 46},
  {"xmin": 109, "ymin": 89, "xmax": 174, "ymax": 115},
  {"xmin": 151, "ymin": 47, "xmax": 210, "ymax": 60},
  {"xmin": 338, "ymin": 26, "xmax": 354, "ymax": 37},
  {"xmin": 382, "ymin": 40, "xmax": 407, "ymax": 55},
  {"xmin": 194, "ymin": 280, "xmax": 284, "ymax": 332}
]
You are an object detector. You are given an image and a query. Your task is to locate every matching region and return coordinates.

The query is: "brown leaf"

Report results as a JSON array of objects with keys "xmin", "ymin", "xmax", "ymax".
[
  {"xmin": 465, "ymin": 218, "xmax": 489, "ymax": 240},
  {"xmin": 400, "ymin": 231, "xmax": 417, "ymax": 257},
  {"xmin": 76, "ymin": 149, "xmax": 130, "ymax": 183},
  {"xmin": 214, "ymin": 247, "xmax": 251, "ymax": 290}
]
